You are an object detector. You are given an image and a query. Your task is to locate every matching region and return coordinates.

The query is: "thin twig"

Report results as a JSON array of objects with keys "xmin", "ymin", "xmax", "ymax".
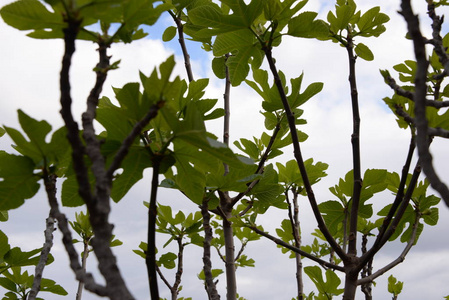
[
  {"xmin": 171, "ymin": 239, "xmax": 184, "ymax": 300},
  {"xmin": 248, "ymin": 225, "xmax": 345, "ymax": 272},
  {"xmin": 362, "ymin": 133, "xmax": 415, "ymax": 267},
  {"xmin": 75, "ymin": 239, "xmax": 91, "ymax": 300},
  {"xmin": 156, "ymin": 265, "xmax": 173, "ymax": 290},
  {"xmin": 169, "ymin": 10, "xmax": 194, "ymax": 82},
  {"xmin": 28, "ymin": 214, "xmax": 55, "ymax": 300},
  {"xmin": 360, "ymin": 162, "xmax": 421, "ymax": 271},
  {"xmin": 106, "ymin": 101, "xmax": 165, "ymax": 181},
  {"xmin": 385, "ymin": 74, "xmax": 449, "ymax": 108},
  {"xmin": 357, "ymin": 212, "xmax": 421, "ymax": 285}
]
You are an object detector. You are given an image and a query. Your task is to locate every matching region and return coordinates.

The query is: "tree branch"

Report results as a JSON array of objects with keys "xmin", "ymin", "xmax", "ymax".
[
  {"xmin": 147, "ymin": 159, "xmax": 161, "ymax": 300},
  {"xmin": 28, "ymin": 214, "xmax": 55, "ymax": 300},
  {"xmin": 60, "ymin": 18, "xmax": 134, "ymax": 300},
  {"xmin": 201, "ymin": 199, "xmax": 221, "ymax": 300},
  {"xmin": 232, "ymin": 122, "xmax": 282, "ymax": 207},
  {"xmin": 364, "ymin": 133, "xmax": 415, "ymax": 264},
  {"xmin": 360, "ymin": 162, "xmax": 420, "ymax": 270},
  {"xmin": 43, "ymin": 173, "xmax": 108, "ymax": 297},
  {"xmin": 59, "ymin": 19, "xmax": 93, "ymax": 205},
  {"xmin": 379, "ymin": 164, "xmax": 421, "ymax": 247},
  {"xmin": 81, "ymin": 41, "xmax": 110, "ymax": 204},
  {"xmin": 286, "ymin": 188, "xmax": 304, "ymax": 300},
  {"xmin": 223, "ymin": 54, "xmax": 231, "ymax": 176},
  {"xmin": 75, "ymin": 239, "xmax": 91, "ymax": 300},
  {"xmin": 345, "ymin": 34, "xmax": 362, "ymax": 257},
  {"xmin": 384, "ymin": 74, "xmax": 449, "ymax": 108},
  {"xmin": 262, "ymin": 45, "xmax": 346, "ymax": 261},
  {"xmin": 427, "ymin": 0, "xmax": 449, "ymax": 75},
  {"xmin": 156, "ymin": 265, "xmax": 173, "ymax": 290},
  {"xmin": 247, "ymin": 225, "xmax": 345, "ymax": 272},
  {"xmin": 357, "ymin": 212, "xmax": 421, "ymax": 285},
  {"xmin": 106, "ymin": 101, "xmax": 165, "ymax": 181},
  {"xmin": 401, "ymin": 0, "xmax": 449, "ymax": 206},
  {"xmin": 172, "ymin": 238, "xmax": 184, "ymax": 300},
  {"xmin": 169, "ymin": 10, "xmax": 194, "ymax": 82}
]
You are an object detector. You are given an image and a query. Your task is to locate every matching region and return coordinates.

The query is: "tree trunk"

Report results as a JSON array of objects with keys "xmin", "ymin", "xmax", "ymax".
[
  {"xmin": 222, "ymin": 205, "xmax": 237, "ymax": 300},
  {"xmin": 342, "ymin": 266, "xmax": 358, "ymax": 300}
]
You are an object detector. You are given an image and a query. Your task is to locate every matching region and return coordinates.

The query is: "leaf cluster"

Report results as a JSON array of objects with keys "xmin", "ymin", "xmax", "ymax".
[{"xmin": 0, "ymin": 230, "xmax": 66, "ymax": 299}]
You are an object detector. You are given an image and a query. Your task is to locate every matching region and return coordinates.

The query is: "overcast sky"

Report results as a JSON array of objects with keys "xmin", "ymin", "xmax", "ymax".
[{"xmin": 1, "ymin": 0, "xmax": 449, "ymax": 299}]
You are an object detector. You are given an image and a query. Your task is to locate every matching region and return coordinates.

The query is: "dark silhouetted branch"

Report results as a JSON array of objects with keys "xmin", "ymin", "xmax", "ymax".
[
  {"xmin": 201, "ymin": 199, "xmax": 221, "ymax": 300},
  {"xmin": 263, "ymin": 45, "xmax": 346, "ymax": 261},
  {"xmin": 401, "ymin": 0, "xmax": 449, "ymax": 206},
  {"xmin": 357, "ymin": 212, "xmax": 420, "ymax": 285},
  {"xmin": 248, "ymin": 225, "xmax": 344, "ymax": 272}
]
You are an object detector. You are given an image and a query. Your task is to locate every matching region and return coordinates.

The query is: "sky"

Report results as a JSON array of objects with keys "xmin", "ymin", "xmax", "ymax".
[{"xmin": 1, "ymin": 0, "xmax": 449, "ymax": 299}]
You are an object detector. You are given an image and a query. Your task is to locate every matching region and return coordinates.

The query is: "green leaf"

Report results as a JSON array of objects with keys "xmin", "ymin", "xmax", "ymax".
[
  {"xmin": 213, "ymin": 29, "xmax": 261, "ymax": 86},
  {"xmin": 250, "ymin": 164, "xmax": 285, "ymax": 211},
  {"xmin": 4, "ymin": 111, "xmax": 51, "ymax": 164},
  {"xmin": 355, "ymin": 43, "xmax": 374, "ymax": 61},
  {"xmin": 235, "ymin": 254, "xmax": 255, "ymax": 268},
  {"xmin": 304, "ymin": 266, "xmax": 343, "ymax": 296},
  {"xmin": 234, "ymin": 138, "xmax": 260, "ymax": 160},
  {"xmin": 265, "ymin": 0, "xmax": 308, "ymax": 31},
  {"xmin": 110, "ymin": 146, "xmax": 154, "ymax": 202},
  {"xmin": 173, "ymin": 154, "xmax": 206, "ymax": 205},
  {"xmin": 0, "ymin": 277, "xmax": 17, "ymax": 293},
  {"xmin": 212, "ymin": 56, "xmax": 227, "ymax": 79},
  {"xmin": 0, "ymin": 152, "xmax": 40, "ymax": 210},
  {"xmin": 388, "ymin": 275, "xmax": 403, "ymax": 296},
  {"xmin": 121, "ymin": 0, "xmax": 171, "ymax": 27},
  {"xmin": 162, "ymin": 26, "xmax": 177, "ymax": 42},
  {"xmin": 0, "ymin": 210, "xmax": 8, "ymax": 222},
  {"xmin": 206, "ymin": 161, "xmax": 257, "ymax": 193},
  {"xmin": 318, "ymin": 200, "xmax": 345, "ymax": 235},
  {"xmin": 188, "ymin": 4, "xmax": 245, "ymax": 35},
  {"xmin": 0, "ymin": 127, "xmax": 5, "ymax": 138},
  {"xmin": 0, "ymin": 0, "xmax": 64, "ymax": 31},
  {"xmin": 287, "ymin": 11, "xmax": 329, "ymax": 39},
  {"xmin": 221, "ymin": 0, "xmax": 264, "ymax": 27},
  {"xmin": 422, "ymin": 207, "xmax": 439, "ymax": 226},
  {"xmin": 356, "ymin": 6, "xmax": 389, "ymax": 37},
  {"xmin": 4, "ymin": 247, "xmax": 51, "ymax": 267},
  {"xmin": 39, "ymin": 278, "xmax": 68, "ymax": 295},
  {"xmin": 158, "ymin": 252, "xmax": 177, "ymax": 269},
  {"xmin": 61, "ymin": 174, "xmax": 93, "ymax": 207},
  {"xmin": 97, "ymin": 97, "xmax": 135, "ymax": 142},
  {"xmin": 133, "ymin": 242, "xmax": 147, "ymax": 259},
  {"xmin": 198, "ymin": 268, "xmax": 223, "ymax": 280},
  {"xmin": 275, "ymin": 219, "xmax": 295, "ymax": 244},
  {"xmin": 0, "ymin": 230, "xmax": 10, "ymax": 259},
  {"xmin": 327, "ymin": 0, "xmax": 357, "ymax": 31}
]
